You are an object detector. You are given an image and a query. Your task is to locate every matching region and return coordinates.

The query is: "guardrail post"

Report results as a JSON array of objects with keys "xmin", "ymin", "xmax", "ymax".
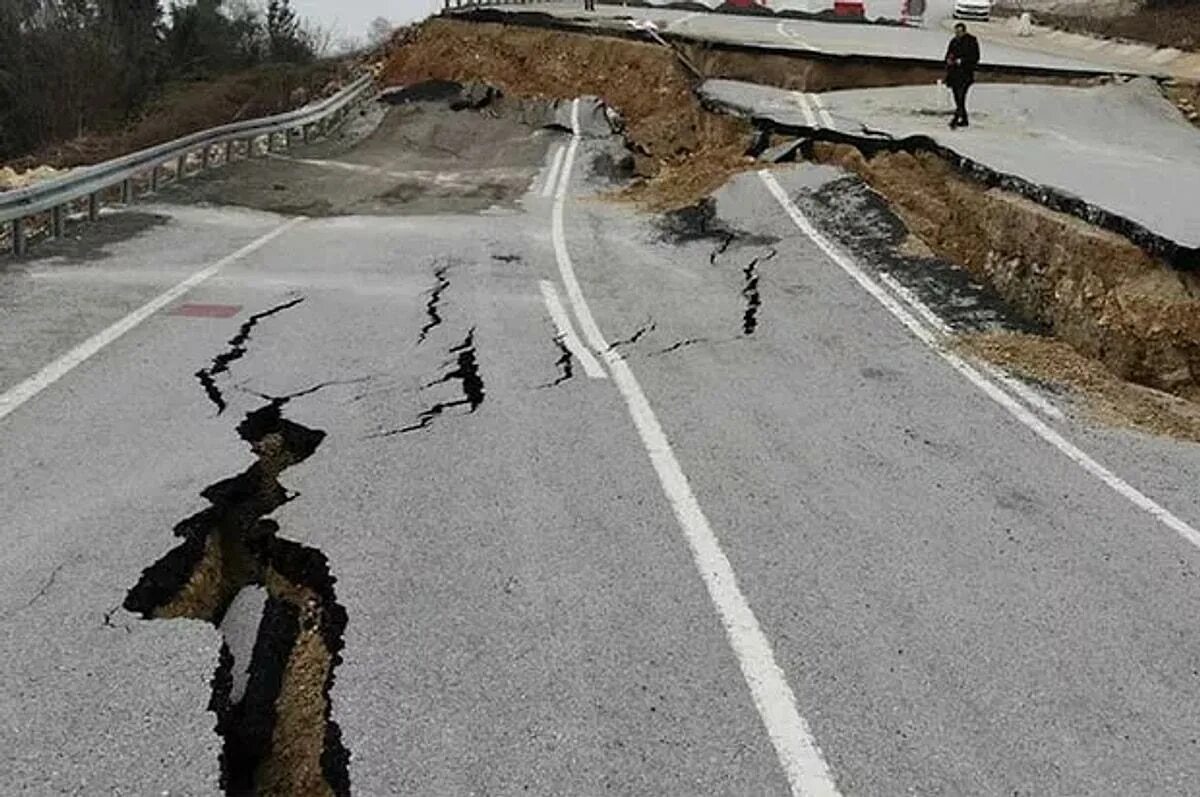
[
  {"xmin": 51, "ymin": 205, "xmax": 64, "ymax": 239},
  {"xmin": 202, "ymin": 144, "xmax": 213, "ymax": 170},
  {"xmin": 150, "ymin": 165, "xmax": 160, "ymax": 193},
  {"xmin": 225, "ymin": 140, "xmax": 234, "ymax": 164},
  {"xmin": 176, "ymin": 155, "xmax": 186, "ymax": 180},
  {"xmin": 88, "ymin": 192, "xmax": 100, "ymax": 221},
  {"xmin": 121, "ymin": 179, "xmax": 132, "ymax": 204},
  {"xmin": 11, "ymin": 217, "xmax": 25, "ymax": 256}
]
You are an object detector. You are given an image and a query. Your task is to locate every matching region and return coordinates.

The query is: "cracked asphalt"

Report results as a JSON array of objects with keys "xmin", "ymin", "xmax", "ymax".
[{"xmin": 5, "ymin": 99, "xmax": 1200, "ymax": 795}]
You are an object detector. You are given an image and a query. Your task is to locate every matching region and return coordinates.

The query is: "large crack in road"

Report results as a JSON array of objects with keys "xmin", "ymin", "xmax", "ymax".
[
  {"xmin": 124, "ymin": 399, "xmax": 350, "ymax": 797},
  {"xmin": 125, "ymin": 301, "xmax": 351, "ymax": 796}
]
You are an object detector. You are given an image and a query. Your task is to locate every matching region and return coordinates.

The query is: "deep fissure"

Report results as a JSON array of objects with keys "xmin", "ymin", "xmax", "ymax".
[{"xmin": 124, "ymin": 399, "xmax": 350, "ymax": 796}]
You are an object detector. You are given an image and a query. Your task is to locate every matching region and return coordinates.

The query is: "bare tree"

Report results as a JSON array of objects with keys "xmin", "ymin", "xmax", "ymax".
[{"xmin": 367, "ymin": 16, "xmax": 393, "ymax": 47}]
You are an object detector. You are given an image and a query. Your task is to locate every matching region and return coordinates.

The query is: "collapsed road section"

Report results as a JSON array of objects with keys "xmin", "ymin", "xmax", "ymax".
[{"xmin": 380, "ymin": 15, "xmax": 1200, "ymax": 414}]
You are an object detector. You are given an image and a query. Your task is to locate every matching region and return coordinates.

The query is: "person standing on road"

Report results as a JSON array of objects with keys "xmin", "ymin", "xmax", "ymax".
[{"xmin": 945, "ymin": 22, "xmax": 980, "ymax": 128}]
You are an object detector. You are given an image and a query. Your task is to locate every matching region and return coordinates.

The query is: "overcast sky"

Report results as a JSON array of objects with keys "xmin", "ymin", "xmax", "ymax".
[{"xmin": 288, "ymin": 0, "xmax": 442, "ymax": 45}]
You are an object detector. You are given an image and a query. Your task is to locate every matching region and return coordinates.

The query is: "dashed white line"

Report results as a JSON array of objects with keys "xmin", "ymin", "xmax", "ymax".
[
  {"xmin": 0, "ymin": 218, "xmax": 304, "ymax": 423},
  {"xmin": 538, "ymin": 280, "xmax": 607, "ymax": 379},
  {"xmin": 540, "ymin": 144, "xmax": 566, "ymax": 198},
  {"xmin": 809, "ymin": 94, "xmax": 836, "ymax": 129},
  {"xmin": 760, "ymin": 169, "xmax": 1200, "ymax": 550},
  {"xmin": 552, "ymin": 98, "xmax": 841, "ymax": 797},
  {"xmin": 792, "ymin": 92, "xmax": 820, "ymax": 128}
]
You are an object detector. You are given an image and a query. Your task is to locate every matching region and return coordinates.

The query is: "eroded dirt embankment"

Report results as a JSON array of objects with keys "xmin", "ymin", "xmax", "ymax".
[
  {"xmin": 811, "ymin": 142, "xmax": 1200, "ymax": 403},
  {"xmin": 382, "ymin": 19, "xmax": 753, "ymax": 203}
]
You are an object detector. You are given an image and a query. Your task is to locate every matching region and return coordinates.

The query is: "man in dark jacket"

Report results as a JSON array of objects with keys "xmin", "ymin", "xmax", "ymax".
[{"xmin": 945, "ymin": 22, "xmax": 980, "ymax": 128}]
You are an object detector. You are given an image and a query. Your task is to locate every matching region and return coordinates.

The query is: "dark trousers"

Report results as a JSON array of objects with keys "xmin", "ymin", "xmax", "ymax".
[{"xmin": 950, "ymin": 81, "xmax": 970, "ymax": 124}]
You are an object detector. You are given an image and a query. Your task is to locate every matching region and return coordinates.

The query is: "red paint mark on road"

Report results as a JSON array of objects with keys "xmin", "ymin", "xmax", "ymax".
[{"xmin": 171, "ymin": 303, "xmax": 242, "ymax": 318}]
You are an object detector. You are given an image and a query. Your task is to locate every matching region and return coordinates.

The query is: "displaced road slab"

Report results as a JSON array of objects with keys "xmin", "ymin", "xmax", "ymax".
[
  {"xmin": 701, "ymin": 77, "xmax": 1200, "ymax": 254},
  {"xmin": 468, "ymin": 2, "xmax": 1139, "ymax": 75}
]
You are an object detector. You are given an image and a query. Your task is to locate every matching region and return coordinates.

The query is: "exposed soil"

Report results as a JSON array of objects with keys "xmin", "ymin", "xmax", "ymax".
[
  {"xmin": 1031, "ymin": 4, "xmax": 1200, "ymax": 51},
  {"xmin": 809, "ymin": 141, "xmax": 1200, "ymax": 402},
  {"xmin": 1166, "ymin": 80, "xmax": 1200, "ymax": 126},
  {"xmin": 961, "ymin": 331, "xmax": 1200, "ymax": 442},
  {"xmin": 381, "ymin": 18, "xmax": 751, "ymax": 183},
  {"xmin": 676, "ymin": 42, "xmax": 1100, "ymax": 91}
]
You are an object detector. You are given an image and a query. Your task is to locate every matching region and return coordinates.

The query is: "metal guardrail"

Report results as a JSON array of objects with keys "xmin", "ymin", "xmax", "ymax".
[{"xmin": 1, "ymin": 73, "xmax": 376, "ymax": 256}]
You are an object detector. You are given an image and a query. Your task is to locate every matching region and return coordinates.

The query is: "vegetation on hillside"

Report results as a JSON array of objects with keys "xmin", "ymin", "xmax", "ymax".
[{"xmin": 0, "ymin": 0, "xmax": 332, "ymax": 163}]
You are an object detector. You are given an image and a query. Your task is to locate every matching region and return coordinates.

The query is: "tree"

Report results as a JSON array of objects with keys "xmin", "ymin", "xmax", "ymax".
[
  {"xmin": 367, "ymin": 16, "xmax": 392, "ymax": 47},
  {"xmin": 99, "ymin": 0, "xmax": 164, "ymax": 112},
  {"xmin": 266, "ymin": 0, "xmax": 310, "ymax": 63}
]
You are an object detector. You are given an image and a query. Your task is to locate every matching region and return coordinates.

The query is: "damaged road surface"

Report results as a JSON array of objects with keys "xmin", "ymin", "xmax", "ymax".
[{"xmin": 6, "ymin": 63, "xmax": 1200, "ymax": 797}]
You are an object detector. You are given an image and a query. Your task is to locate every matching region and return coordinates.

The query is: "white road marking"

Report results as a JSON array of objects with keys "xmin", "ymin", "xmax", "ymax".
[
  {"xmin": 760, "ymin": 170, "xmax": 1200, "ymax": 550},
  {"xmin": 538, "ymin": 280, "xmax": 607, "ymax": 379},
  {"xmin": 876, "ymin": 272, "xmax": 950, "ymax": 334},
  {"xmin": 667, "ymin": 11, "xmax": 701, "ymax": 31},
  {"xmin": 540, "ymin": 144, "xmax": 566, "ymax": 199},
  {"xmin": 792, "ymin": 92, "xmax": 820, "ymax": 129},
  {"xmin": 776, "ymin": 20, "xmax": 813, "ymax": 49},
  {"xmin": 552, "ymin": 98, "xmax": 841, "ymax": 797},
  {"xmin": 0, "ymin": 218, "xmax": 303, "ymax": 423},
  {"xmin": 809, "ymin": 94, "xmax": 836, "ymax": 129}
]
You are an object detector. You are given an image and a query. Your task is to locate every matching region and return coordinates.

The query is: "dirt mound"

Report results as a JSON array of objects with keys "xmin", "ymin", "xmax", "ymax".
[
  {"xmin": 961, "ymin": 332, "xmax": 1200, "ymax": 442},
  {"xmin": 811, "ymin": 142, "xmax": 1200, "ymax": 401},
  {"xmin": 381, "ymin": 18, "xmax": 750, "ymax": 188}
]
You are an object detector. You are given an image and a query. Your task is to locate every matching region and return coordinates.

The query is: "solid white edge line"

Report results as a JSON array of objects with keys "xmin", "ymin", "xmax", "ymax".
[
  {"xmin": 538, "ymin": 280, "xmax": 607, "ymax": 379},
  {"xmin": 876, "ymin": 272, "xmax": 951, "ymax": 335},
  {"xmin": 553, "ymin": 107, "xmax": 841, "ymax": 797},
  {"xmin": 0, "ymin": 217, "xmax": 304, "ymax": 423},
  {"xmin": 667, "ymin": 11, "xmax": 701, "ymax": 31},
  {"xmin": 810, "ymin": 94, "xmax": 836, "ymax": 129},
  {"xmin": 541, "ymin": 144, "xmax": 566, "ymax": 198},
  {"xmin": 759, "ymin": 169, "xmax": 1200, "ymax": 550}
]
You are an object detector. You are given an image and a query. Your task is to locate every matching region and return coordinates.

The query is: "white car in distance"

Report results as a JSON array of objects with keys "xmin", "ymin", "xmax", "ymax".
[{"xmin": 953, "ymin": 0, "xmax": 991, "ymax": 20}]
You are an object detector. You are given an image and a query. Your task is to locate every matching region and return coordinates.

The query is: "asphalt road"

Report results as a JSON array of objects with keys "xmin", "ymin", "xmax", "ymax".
[{"xmin": 5, "ymin": 97, "xmax": 1200, "ymax": 796}]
